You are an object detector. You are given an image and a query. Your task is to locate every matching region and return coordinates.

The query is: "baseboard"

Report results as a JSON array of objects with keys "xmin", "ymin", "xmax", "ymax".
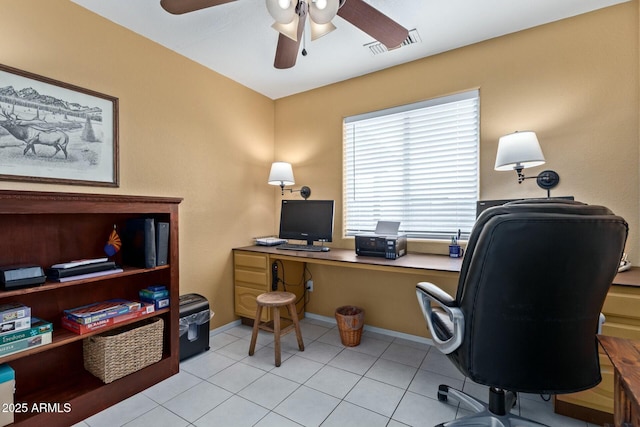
[
  {"xmin": 211, "ymin": 314, "xmax": 433, "ymax": 346},
  {"xmin": 304, "ymin": 312, "xmax": 434, "ymax": 346},
  {"xmin": 208, "ymin": 319, "xmax": 242, "ymax": 338}
]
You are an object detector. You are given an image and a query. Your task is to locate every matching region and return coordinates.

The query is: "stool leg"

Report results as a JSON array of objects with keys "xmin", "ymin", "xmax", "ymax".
[
  {"xmin": 288, "ymin": 302, "xmax": 305, "ymax": 352},
  {"xmin": 249, "ymin": 304, "xmax": 263, "ymax": 356},
  {"xmin": 273, "ymin": 306, "xmax": 281, "ymax": 367}
]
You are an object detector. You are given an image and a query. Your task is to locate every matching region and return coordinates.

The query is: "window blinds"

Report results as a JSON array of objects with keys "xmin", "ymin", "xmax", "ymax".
[{"xmin": 343, "ymin": 90, "xmax": 479, "ymax": 240}]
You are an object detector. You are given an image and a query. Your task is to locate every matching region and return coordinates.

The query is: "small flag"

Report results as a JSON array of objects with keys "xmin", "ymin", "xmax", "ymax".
[{"xmin": 104, "ymin": 225, "xmax": 121, "ymax": 257}]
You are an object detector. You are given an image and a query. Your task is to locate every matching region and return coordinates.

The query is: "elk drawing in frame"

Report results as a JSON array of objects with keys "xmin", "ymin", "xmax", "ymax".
[
  {"xmin": 0, "ymin": 63, "xmax": 119, "ymax": 187},
  {"xmin": 0, "ymin": 107, "xmax": 70, "ymax": 159}
]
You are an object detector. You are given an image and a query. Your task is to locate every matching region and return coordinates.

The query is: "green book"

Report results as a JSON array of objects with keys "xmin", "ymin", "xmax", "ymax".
[
  {"xmin": 0, "ymin": 331, "xmax": 52, "ymax": 357},
  {"xmin": 0, "ymin": 317, "xmax": 52, "ymax": 345}
]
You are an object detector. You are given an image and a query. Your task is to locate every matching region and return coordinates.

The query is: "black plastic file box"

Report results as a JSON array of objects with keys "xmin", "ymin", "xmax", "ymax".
[{"xmin": 178, "ymin": 293, "xmax": 211, "ymax": 361}]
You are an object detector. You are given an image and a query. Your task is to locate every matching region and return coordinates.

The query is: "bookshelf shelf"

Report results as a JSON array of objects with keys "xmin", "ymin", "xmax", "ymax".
[{"xmin": 0, "ymin": 190, "xmax": 182, "ymax": 427}]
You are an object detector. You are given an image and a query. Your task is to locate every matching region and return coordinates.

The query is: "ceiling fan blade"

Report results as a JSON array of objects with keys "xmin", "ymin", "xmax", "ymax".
[
  {"xmin": 274, "ymin": 12, "xmax": 306, "ymax": 69},
  {"xmin": 337, "ymin": 0, "xmax": 409, "ymax": 49},
  {"xmin": 160, "ymin": 0, "xmax": 236, "ymax": 15}
]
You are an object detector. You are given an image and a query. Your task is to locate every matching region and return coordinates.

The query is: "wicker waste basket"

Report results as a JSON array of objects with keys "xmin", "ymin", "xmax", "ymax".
[
  {"xmin": 83, "ymin": 317, "xmax": 164, "ymax": 384},
  {"xmin": 335, "ymin": 306, "xmax": 365, "ymax": 347}
]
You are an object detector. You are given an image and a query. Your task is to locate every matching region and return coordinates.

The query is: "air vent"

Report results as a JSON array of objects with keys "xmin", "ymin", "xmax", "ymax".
[{"xmin": 365, "ymin": 29, "xmax": 421, "ymax": 56}]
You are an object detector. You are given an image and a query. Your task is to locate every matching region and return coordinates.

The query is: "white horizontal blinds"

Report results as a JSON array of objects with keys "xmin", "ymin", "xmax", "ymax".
[{"xmin": 343, "ymin": 90, "xmax": 479, "ymax": 239}]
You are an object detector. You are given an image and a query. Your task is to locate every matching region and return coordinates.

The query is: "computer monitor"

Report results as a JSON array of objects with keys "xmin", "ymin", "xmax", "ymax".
[{"xmin": 279, "ymin": 200, "xmax": 335, "ymax": 245}]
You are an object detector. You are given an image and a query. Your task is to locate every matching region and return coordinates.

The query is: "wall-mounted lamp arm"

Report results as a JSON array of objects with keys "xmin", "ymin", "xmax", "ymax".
[
  {"xmin": 275, "ymin": 182, "xmax": 311, "ymax": 199},
  {"xmin": 513, "ymin": 167, "xmax": 560, "ymax": 197}
]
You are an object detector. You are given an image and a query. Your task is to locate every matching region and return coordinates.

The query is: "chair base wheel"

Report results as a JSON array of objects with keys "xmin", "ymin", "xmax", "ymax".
[{"xmin": 438, "ymin": 384, "xmax": 449, "ymax": 402}]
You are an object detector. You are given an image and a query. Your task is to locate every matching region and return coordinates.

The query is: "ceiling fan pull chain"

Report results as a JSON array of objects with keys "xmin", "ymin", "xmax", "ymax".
[{"xmin": 302, "ymin": 24, "xmax": 308, "ymax": 56}]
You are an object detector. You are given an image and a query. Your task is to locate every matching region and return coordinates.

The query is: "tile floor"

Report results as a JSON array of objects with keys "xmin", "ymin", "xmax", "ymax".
[{"xmin": 75, "ymin": 317, "xmax": 602, "ymax": 427}]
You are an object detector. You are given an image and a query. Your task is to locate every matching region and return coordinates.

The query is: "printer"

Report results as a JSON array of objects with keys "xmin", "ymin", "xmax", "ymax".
[{"xmin": 355, "ymin": 221, "xmax": 407, "ymax": 260}]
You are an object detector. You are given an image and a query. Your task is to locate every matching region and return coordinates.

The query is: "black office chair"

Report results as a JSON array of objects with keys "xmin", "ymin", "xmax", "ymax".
[{"xmin": 416, "ymin": 199, "xmax": 628, "ymax": 427}]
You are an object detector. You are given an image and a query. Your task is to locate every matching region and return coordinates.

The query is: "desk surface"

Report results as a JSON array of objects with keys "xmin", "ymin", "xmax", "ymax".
[
  {"xmin": 234, "ymin": 246, "xmax": 462, "ymax": 275},
  {"xmin": 236, "ymin": 245, "xmax": 640, "ymax": 284}
]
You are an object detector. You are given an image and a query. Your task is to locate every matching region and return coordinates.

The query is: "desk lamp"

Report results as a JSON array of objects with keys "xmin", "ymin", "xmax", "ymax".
[
  {"xmin": 268, "ymin": 162, "xmax": 311, "ymax": 199},
  {"xmin": 494, "ymin": 131, "xmax": 560, "ymax": 197}
]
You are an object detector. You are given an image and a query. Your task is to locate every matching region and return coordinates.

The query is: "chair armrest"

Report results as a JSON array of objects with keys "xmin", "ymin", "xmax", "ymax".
[
  {"xmin": 416, "ymin": 282, "xmax": 456, "ymax": 307},
  {"xmin": 416, "ymin": 282, "xmax": 464, "ymax": 354}
]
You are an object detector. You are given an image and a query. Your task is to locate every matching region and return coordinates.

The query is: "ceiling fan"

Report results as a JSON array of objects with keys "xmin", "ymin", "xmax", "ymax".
[{"xmin": 160, "ymin": 0, "xmax": 409, "ymax": 69}]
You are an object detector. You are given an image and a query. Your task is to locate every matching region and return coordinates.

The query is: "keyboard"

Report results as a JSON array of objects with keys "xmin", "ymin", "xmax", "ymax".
[{"xmin": 276, "ymin": 243, "xmax": 329, "ymax": 252}]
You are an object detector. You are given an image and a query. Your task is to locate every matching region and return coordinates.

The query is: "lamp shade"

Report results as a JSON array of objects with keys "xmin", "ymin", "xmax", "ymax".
[
  {"xmin": 268, "ymin": 162, "xmax": 295, "ymax": 186},
  {"xmin": 310, "ymin": 20, "xmax": 336, "ymax": 40},
  {"xmin": 266, "ymin": 0, "xmax": 297, "ymax": 24},
  {"xmin": 308, "ymin": 0, "xmax": 339, "ymax": 24},
  {"xmin": 272, "ymin": 15, "xmax": 300, "ymax": 41},
  {"xmin": 494, "ymin": 131, "xmax": 546, "ymax": 171}
]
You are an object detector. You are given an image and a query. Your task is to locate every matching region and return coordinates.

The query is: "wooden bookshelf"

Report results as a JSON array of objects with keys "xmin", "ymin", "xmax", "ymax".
[{"xmin": 0, "ymin": 190, "xmax": 181, "ymax": 426}]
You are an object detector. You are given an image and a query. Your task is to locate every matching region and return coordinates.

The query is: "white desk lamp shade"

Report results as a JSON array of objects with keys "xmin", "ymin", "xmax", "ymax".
[
  {"xmin": 494, "ymin": 131, "xmax": 546, "ymax": 171},
  {"xmin": 268, "ymin": 162, "xmax": 295, "ymax": 186}
]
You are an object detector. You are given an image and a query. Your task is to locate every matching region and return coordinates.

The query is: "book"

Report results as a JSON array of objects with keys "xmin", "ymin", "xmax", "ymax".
[
  {"xmin": 0, "ymin": 317, "xmax": 52, "ymax": 345},
  {"xmin": 123, "ymin": 218, "xmax": 156, "ymax": 268},
  {"xmin": 50, "ymin": 257, "xmax": 109, "ymax": 269},
  {"xmin": 54, "ymin": 268, "xmax": 124, "ymax": 283},
  {"xmin": 139, "ymin": 288, "xmax": 169, "ymax": 300},
  {"xmin": 0, "ymin": 303, "xmax": 30, "ymax": 323},
  {"xmin": 46, "ymin": 261, "xmax": 117, "ymax": 279},
  {"xmin": 140, "ymin": 296, "xmax": 169, "ymax": 310},
  {"xmin": 63, "ymin": 299, "xmax": 141, "ymax": 325},
  {"xmin": 0, "ymin": 304, "xmax": 31, "ymax": 335},
  {"xmin": 61, "ymin": 303, "xmax": 155, "ymax": 334},
  {"xmin": 156, "ymin": 222, "xmax": 169, "ymax": 266},
  {"xmin": 0, "ymin": 331, "xmax": 52, "ymax": 357}
]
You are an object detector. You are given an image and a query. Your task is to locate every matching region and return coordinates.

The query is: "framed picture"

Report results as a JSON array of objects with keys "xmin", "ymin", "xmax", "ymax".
[{"xmin": 0, "ymin": 64, "xmax": 118, "ymax": 187}]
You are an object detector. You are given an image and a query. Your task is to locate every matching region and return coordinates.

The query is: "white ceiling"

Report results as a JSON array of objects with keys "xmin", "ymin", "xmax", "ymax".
[{"xmin": 72, "ymin": 0, "xmax": 628, "ymax": 100}]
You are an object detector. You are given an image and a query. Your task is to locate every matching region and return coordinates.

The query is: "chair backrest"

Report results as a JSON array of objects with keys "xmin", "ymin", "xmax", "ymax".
[{"xmin": 451, "ymin": 199, "xmax": 627, "ymax": 394}]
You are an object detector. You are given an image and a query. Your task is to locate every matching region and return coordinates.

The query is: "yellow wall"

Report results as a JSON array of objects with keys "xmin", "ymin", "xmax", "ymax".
[
  {"xmin": 0, "ymin": 0, "xmax": 277, "ymax": 328},
  {"xmin": 274, "ymin": 2, "xmax": 639, "ymax": 335},
  {"xmin": 1, "ymin": 1, "xmax": 638, "ymax": 336}
]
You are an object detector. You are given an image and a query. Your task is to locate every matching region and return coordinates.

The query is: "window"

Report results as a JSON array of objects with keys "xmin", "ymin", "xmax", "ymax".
[{"xmin": 343, "ymin": 90, "xmax": 479, "ymax": 240}]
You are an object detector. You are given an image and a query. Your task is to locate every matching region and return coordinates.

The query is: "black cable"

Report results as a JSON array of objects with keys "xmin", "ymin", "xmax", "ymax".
[{"xmin": 274, "ymin": 260, "xmax": 307, "ymax": 317}]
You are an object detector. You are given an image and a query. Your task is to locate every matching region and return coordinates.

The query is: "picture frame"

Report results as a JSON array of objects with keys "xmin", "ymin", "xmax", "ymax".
[{"xmin": 0, "ymin": 64, "xmax": 119, "ymax": 187}]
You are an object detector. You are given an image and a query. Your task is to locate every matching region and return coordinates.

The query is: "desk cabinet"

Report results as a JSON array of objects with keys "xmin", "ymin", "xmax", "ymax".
[
  {"xmin": 555, "ymin": 274, "xmax": 640, "ymax": 425},
  {"xmin": 233, "ymin": 250, "xmax": 305, "ymax": 322}
]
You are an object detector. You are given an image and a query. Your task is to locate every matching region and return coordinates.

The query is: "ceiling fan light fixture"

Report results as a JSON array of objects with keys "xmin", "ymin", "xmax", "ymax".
[
  {"xmin": 272, "ymin": 15, "xmax": 300, "ymax": 41},
  {"xmin": 308, "ymin": 0, "xmax": 339, "ymax": 24},
  {"xmin": 310, "ymin": 20, "xmax": 336, "ymax": 40},
  {"xmin": 266, "ymin": 0, "xmax": 297, "ymax": 24}
]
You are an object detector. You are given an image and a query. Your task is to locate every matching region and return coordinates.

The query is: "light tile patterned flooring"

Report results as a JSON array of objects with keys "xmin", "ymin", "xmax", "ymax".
[{"xmin": 75, "ymin": 318, "xmax": 602, "ymax": 427}]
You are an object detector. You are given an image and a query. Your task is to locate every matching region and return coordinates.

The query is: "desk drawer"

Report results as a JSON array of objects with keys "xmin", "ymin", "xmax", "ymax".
[
  {"xmin": 235, "ymin": 269, "xmax": 268, "ymax": 289},
  {"xmin": 235, "ymin": 252, "xmax": 268, "ymax": 270},
  {"xmin": 235, "ymin": 286, "xmax": 271, "ymax": 321},
  {"xmin": 601, "ymin": 320, "xmax": 640, "ymax": 341}
]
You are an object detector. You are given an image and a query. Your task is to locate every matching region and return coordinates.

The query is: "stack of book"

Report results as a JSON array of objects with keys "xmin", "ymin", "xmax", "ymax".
[
  {"xmin": 0, "ymin": 303, "xmax": 52, "ymax": 358},
  {"xmin": 139, "ymin": 285, "xmax": 169, "ymax": 310},
  {"xmin": 61, "ymin": 299, "xmax": 155, "ymax": 334},
  {"xmin": 46, "ymin": 257, "xmax": 123, "ymax": 282}
]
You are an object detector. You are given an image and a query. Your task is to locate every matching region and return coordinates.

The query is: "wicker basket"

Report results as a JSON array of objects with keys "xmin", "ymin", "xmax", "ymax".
[
  {"xmin": 335, "ymin": 306, "xmax": 364, "ymax": 347},
  {"xmin": 83, "ymin": 317, "xmax": 164, "ymax": 384}
]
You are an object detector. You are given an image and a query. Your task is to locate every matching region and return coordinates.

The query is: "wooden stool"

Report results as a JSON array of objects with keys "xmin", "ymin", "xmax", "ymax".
[{"xmin": 248, "ymin": 291, "xmax": 304, "ymax": 367}]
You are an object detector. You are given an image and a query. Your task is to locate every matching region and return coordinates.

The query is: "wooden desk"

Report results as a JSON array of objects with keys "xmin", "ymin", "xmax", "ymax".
[
  {"xmin": 232, "ymin": 246, "xmax": 461, "ymax": 330},
  {"xmin": 598, "ymin": 335, "xmax": 640, "ymax": 427}
]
